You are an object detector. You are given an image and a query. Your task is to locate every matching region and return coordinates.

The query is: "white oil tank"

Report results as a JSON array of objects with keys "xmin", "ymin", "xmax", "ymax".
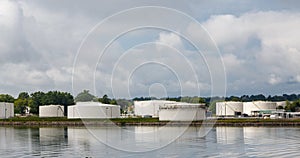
[
  {"xmin": 216, "ymin": 101, "xmax": 243, "ymax": 116},
  {"xmin": 134, "ymin": 100, "xmax": 177, "ymax": 117},
  {"xmin": 39, "ymin": 105, "xmax": 64, "ymax": 117},
  {"xmin": 0, "ymin": 102, "xmax": 14, "ymax": 119},
  {"xmin": 159, "ymin": 103, "xmax": 206, "ymax": 121},
  {"xmin": 243, "ymin": 101, "xmax": 277, "ymax": 116},
  {"xmin": 68, "ymin": 102, "xmax": 120, "ymax": 119},
  {"xmin": 276, "ymin": 101, "xmax": 287, "ymax": 108}
]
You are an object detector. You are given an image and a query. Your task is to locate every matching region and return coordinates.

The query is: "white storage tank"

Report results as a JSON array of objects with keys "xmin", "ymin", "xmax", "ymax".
[
  {"xmin": 39, "ymin": 105, "xmax": 64, "ymax": 117},
  {"xmin": 216, "ymin": 101, "xmax": 243, "ymax": 117},
  {"xmin": 0, "ymin": 102, "xmax": 14, "ymax": 119},
  {"xmin": 68, "ymin": 102, "xmax": 120, "ymax": 119},
  {"xmin": 243, "ymin": 101, "xmax": 277, "ymax": 116},
  {"xmin": 134, "ymin": 100, "xmax": 177, "ymax": 117},
  {"xmin": 159, "ymin": 103, "xmax": 206, "ymax": 121},
  {"xmin": 276, "ymin": 101, "xmax": 287, "ymax": 108}
]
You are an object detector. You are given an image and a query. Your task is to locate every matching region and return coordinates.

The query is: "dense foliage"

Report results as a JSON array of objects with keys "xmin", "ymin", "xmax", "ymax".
[
  {"xmin": 14, "ymin": 91, "xmax": 74, "ymax": 114},
  {"xmin": 74, "ymin": 90, "xmax": 96, "ymax": 102},
  {"xmin": 0, "ymin": 94, "xmax": 15, "ymax": 103}
]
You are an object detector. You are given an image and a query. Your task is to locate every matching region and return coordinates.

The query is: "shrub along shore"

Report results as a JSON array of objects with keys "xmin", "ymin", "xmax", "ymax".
[{"xmin": 2, "ymin": 117, "xmax": 300, "ymax": 127}]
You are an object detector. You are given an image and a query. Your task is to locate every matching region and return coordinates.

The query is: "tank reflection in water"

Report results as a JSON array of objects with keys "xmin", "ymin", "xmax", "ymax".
[{"xmin": 0, "ymin": 126, "xmax": 300, "ymax": 157}]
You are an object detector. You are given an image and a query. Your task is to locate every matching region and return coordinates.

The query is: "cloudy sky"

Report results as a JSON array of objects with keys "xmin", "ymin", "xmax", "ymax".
[{"xmin": 1, "ymin": 0, "xmax": 300, "ymax": 98}]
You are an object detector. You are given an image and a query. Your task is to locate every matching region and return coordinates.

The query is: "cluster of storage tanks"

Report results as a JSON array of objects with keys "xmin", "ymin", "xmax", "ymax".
[
  {"xmin": 38, "ymin": 100, "xmax": 206, "ymax": 121},
  {"xmin": 216, "ymin": 101, "xmax": 286, "ymax": 117},
  {"xmin": 39, "ymin": 102, "xmax": 121, "ymax": 119},
  {"xmin": 134, "ymin": 100, "xmax": 207, "ymax": 121}
]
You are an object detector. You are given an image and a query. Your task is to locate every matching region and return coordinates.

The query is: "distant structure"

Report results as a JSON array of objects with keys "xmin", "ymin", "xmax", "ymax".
[
  {"xmin": 216, "ymin": 101, "xmax": 281, "ymax": 117},
  {"xmin": 0, "ymin": 102, "xmax": 14, "ymax": 119},
  {"xmin": 275, "ymin": 101, "xmax": 287, "ymax": 109},
  {"xmin": 39, "ymin": 105, "xmax": 64, "ymax": 117},
  {"xmin": 216, "ymin": 101, "xmax": 243, "ymax": 117},
  {"xmin": 243, "ymin": 101, "xmax": 277, "ymax": 116},
  {"xmin": 159, "ymin": 103, "xmax": 206, "ymax": 121},
  {"xmin": 134, "ymin": 100, "xmax": 177, "ymax": 117},
  {"xmin": 68, "ymin": 102, "xmax": 120, "ymax": 119}
]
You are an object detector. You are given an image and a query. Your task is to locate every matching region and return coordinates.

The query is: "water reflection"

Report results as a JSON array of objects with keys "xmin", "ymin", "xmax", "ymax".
[
  {"xmin": 216, "ymin": 127, "xmax": 244, "ymax": 144},
  {"xmin": 0, "ymin": 126, "xmax": 300, "ymax": 157}
]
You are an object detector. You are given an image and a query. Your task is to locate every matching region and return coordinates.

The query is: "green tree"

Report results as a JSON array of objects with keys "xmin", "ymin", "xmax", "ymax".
[
  {"xmin": 18, "ymin": 92, "xmax": 29, "ymax": 99},
  {"xmin": 0, "ymin": 94, "xmax": 15, "ymax": 103},
  {"xmin": 277, "ymin": 106, "xmax": 284, "ymax": 110},
  {"xmin": 99, "ymin": 94, "xmax": 111, "ymax": 104},
  {"xmin": 285, "ymin": 100, "xmax": 300, "ymax": 112},
  {"xmin": 110, "ymin": 99, "xmax": 117, "ymax": 105},
  {"xmin": 29, "ymin": 91, "xmax": 74, "ymax": 115},
  {"xmin": 14, "ymin": 92, "xmax": 31, "ymax": 114},
  {"xmin": 30, "ymin": 91, "xmax": 46, "ymax": 114},
  {"xmin": 14, "ymin": 98, "xmax": 28, "ymax": 114},
  {"xmin": 75, "ymin": 90, "xmax": 96, "ymax": 102}
]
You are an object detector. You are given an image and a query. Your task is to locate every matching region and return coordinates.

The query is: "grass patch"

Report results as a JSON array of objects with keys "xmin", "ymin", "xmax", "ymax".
[
  {"xmin": 2, "ymin": 116, "xmax": 300, "ymax": 124},
  {"xmin": 110, "ymin": 118, "xmax": 160, "ymax": 123},
  {"xmin": 2, "ymin": 116, "xmax": 81, "ymax": 122},
  {"xmin": 216, "ymin": 118, "xmax": 300, "ymax": 123}
]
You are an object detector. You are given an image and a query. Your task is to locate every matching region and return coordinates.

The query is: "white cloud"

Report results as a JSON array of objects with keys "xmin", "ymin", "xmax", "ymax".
[
  {"xmin": 202, "ymin": 11, "xmax": 300, "ymax": 94},
  {"xmin": 268, "ymin": 74, "xmax": 282, "ymax": 85},
  {"xmin": 156, "ymin": 32, "xmax": 183, "ymax": 49},
  {"xmin": 0, "ymin": 0, "xmax": 300, "ymax": 97}
]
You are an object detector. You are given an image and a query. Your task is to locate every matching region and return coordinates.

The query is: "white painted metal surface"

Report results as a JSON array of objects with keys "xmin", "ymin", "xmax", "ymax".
[
  {"xmin": 276, "ymin": 101, "xmax": 287, "ymax": 108},
  {"xmin": 134, "ymin": 100, "xmax": 177, "ymax": 117},
  {"xmin": 39, "ymin": 105, "xmax": 64, "ymax": 117},
  {"xmin": 159, "ymin": 103, "xmax": 206, "ymax": 121},
  {"xmin": 68, "ymin": 102, "xmax": 120, "ymax": 119},
  {"xmin": 0, "ymin": 102, "xmax": 14, "ymax": 119},
  {"xmin": 243, "ymin": 101, "xmax": 277, "ymax": 116},
  {"xmin": 216, "ymin": 101, "xmax": 243, "ymax": 116}
]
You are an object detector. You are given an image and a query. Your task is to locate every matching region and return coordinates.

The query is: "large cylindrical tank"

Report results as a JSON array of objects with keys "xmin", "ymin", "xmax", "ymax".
[
  {"xmin": 159, "ymin": 103, "xmax": 206, "ymax": 121},
  {"xmin": 0, "ymin": 102, "xmax": 14, "ymax": 118},
  {"xmin": 243, "ymin": 101, "xmax": 277, "ymax": 116},
  {"xmin": 39, "ymin": 105, "xmax": 64, "ymax": 117},
  {"xmin": 276, "ymin": 101, "xmax": 287, "ymax": 108},
  {"xmin": 216, "ymin": 101, "xmax": 243, "ymax": 116},
  {"xmin": 134, "ymin": 100, "xmax": 177, "ymax": 117},
  {"xmin": 68, "ymin": 102, "xmax": 120, "ymax": 119}
]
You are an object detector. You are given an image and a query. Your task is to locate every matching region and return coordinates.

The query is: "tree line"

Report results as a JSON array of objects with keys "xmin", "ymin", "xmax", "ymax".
[
  {"xmin": 1, "ymin": 91, "xmax": 300, "ymax": 114},
  {"xmin": 0, "ymin": 90, "xmax": 120, "ymax": 115},
  {"xmin": 13, "ymin": 91, "xmax": 74, "ymax": 115}
]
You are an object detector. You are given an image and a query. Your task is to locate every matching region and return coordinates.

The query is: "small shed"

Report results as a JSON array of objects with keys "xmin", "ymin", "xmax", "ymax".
[{"xmin": 39, "ymin": 105, "xmax": 64, "ymax": 117}]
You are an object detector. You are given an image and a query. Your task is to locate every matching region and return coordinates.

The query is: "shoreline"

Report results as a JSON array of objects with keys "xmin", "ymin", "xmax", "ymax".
[{"xmin": 2, "ymin": 119, "xmax": 300, "ymax": 127}]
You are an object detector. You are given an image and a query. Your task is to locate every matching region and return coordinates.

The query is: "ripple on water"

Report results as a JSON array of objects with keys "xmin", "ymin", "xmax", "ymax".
[{"xmin": 0, "ymin": 127, "xmax": 300, "ymax": 157}]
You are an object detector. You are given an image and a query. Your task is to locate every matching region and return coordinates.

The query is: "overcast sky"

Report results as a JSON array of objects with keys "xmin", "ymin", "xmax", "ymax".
[{"xmin": 1, "ymin": 0, "xmax": 300, "ymax": 98}]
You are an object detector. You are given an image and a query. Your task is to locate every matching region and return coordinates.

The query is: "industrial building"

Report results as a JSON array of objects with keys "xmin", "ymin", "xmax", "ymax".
[
  {"xmin": 243, "ymin": 101, "xmax": 277, "ymax": 116},
  {"xmin": 39, "ymin": 105, "xmax": 64, "ymax": 117},
  {"xmin": 159, "ymin": 103, "xmax": 206, "ymax": 121},
  {"xmin": 216, "ymin": 101, "xmax": 243, "ymax": 117},
  {"xmin": 0, "ymin": 102, "xmax": 14, "ymax": 119},
  {"xmin": 68, "ymin": 102, "xmax": 120, "ymax": 119},
  {"xmin": 134, "ymin": 100, "xmax": 177, "ymax": 117}
]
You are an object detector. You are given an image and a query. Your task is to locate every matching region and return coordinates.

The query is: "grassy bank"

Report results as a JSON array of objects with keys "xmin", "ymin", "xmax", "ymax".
[
  {"xmin": 1, "ymin": 116, "xmax": 160, "ymax": 123},
  {"xmin": 2, "ymin": 116, "xmax": 300, "ymax": 127}
]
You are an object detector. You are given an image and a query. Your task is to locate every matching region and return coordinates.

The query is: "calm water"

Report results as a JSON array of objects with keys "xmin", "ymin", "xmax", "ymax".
[{"xmin": 0, "ymin": 126, "xmax": 300, "ymax": 157}]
